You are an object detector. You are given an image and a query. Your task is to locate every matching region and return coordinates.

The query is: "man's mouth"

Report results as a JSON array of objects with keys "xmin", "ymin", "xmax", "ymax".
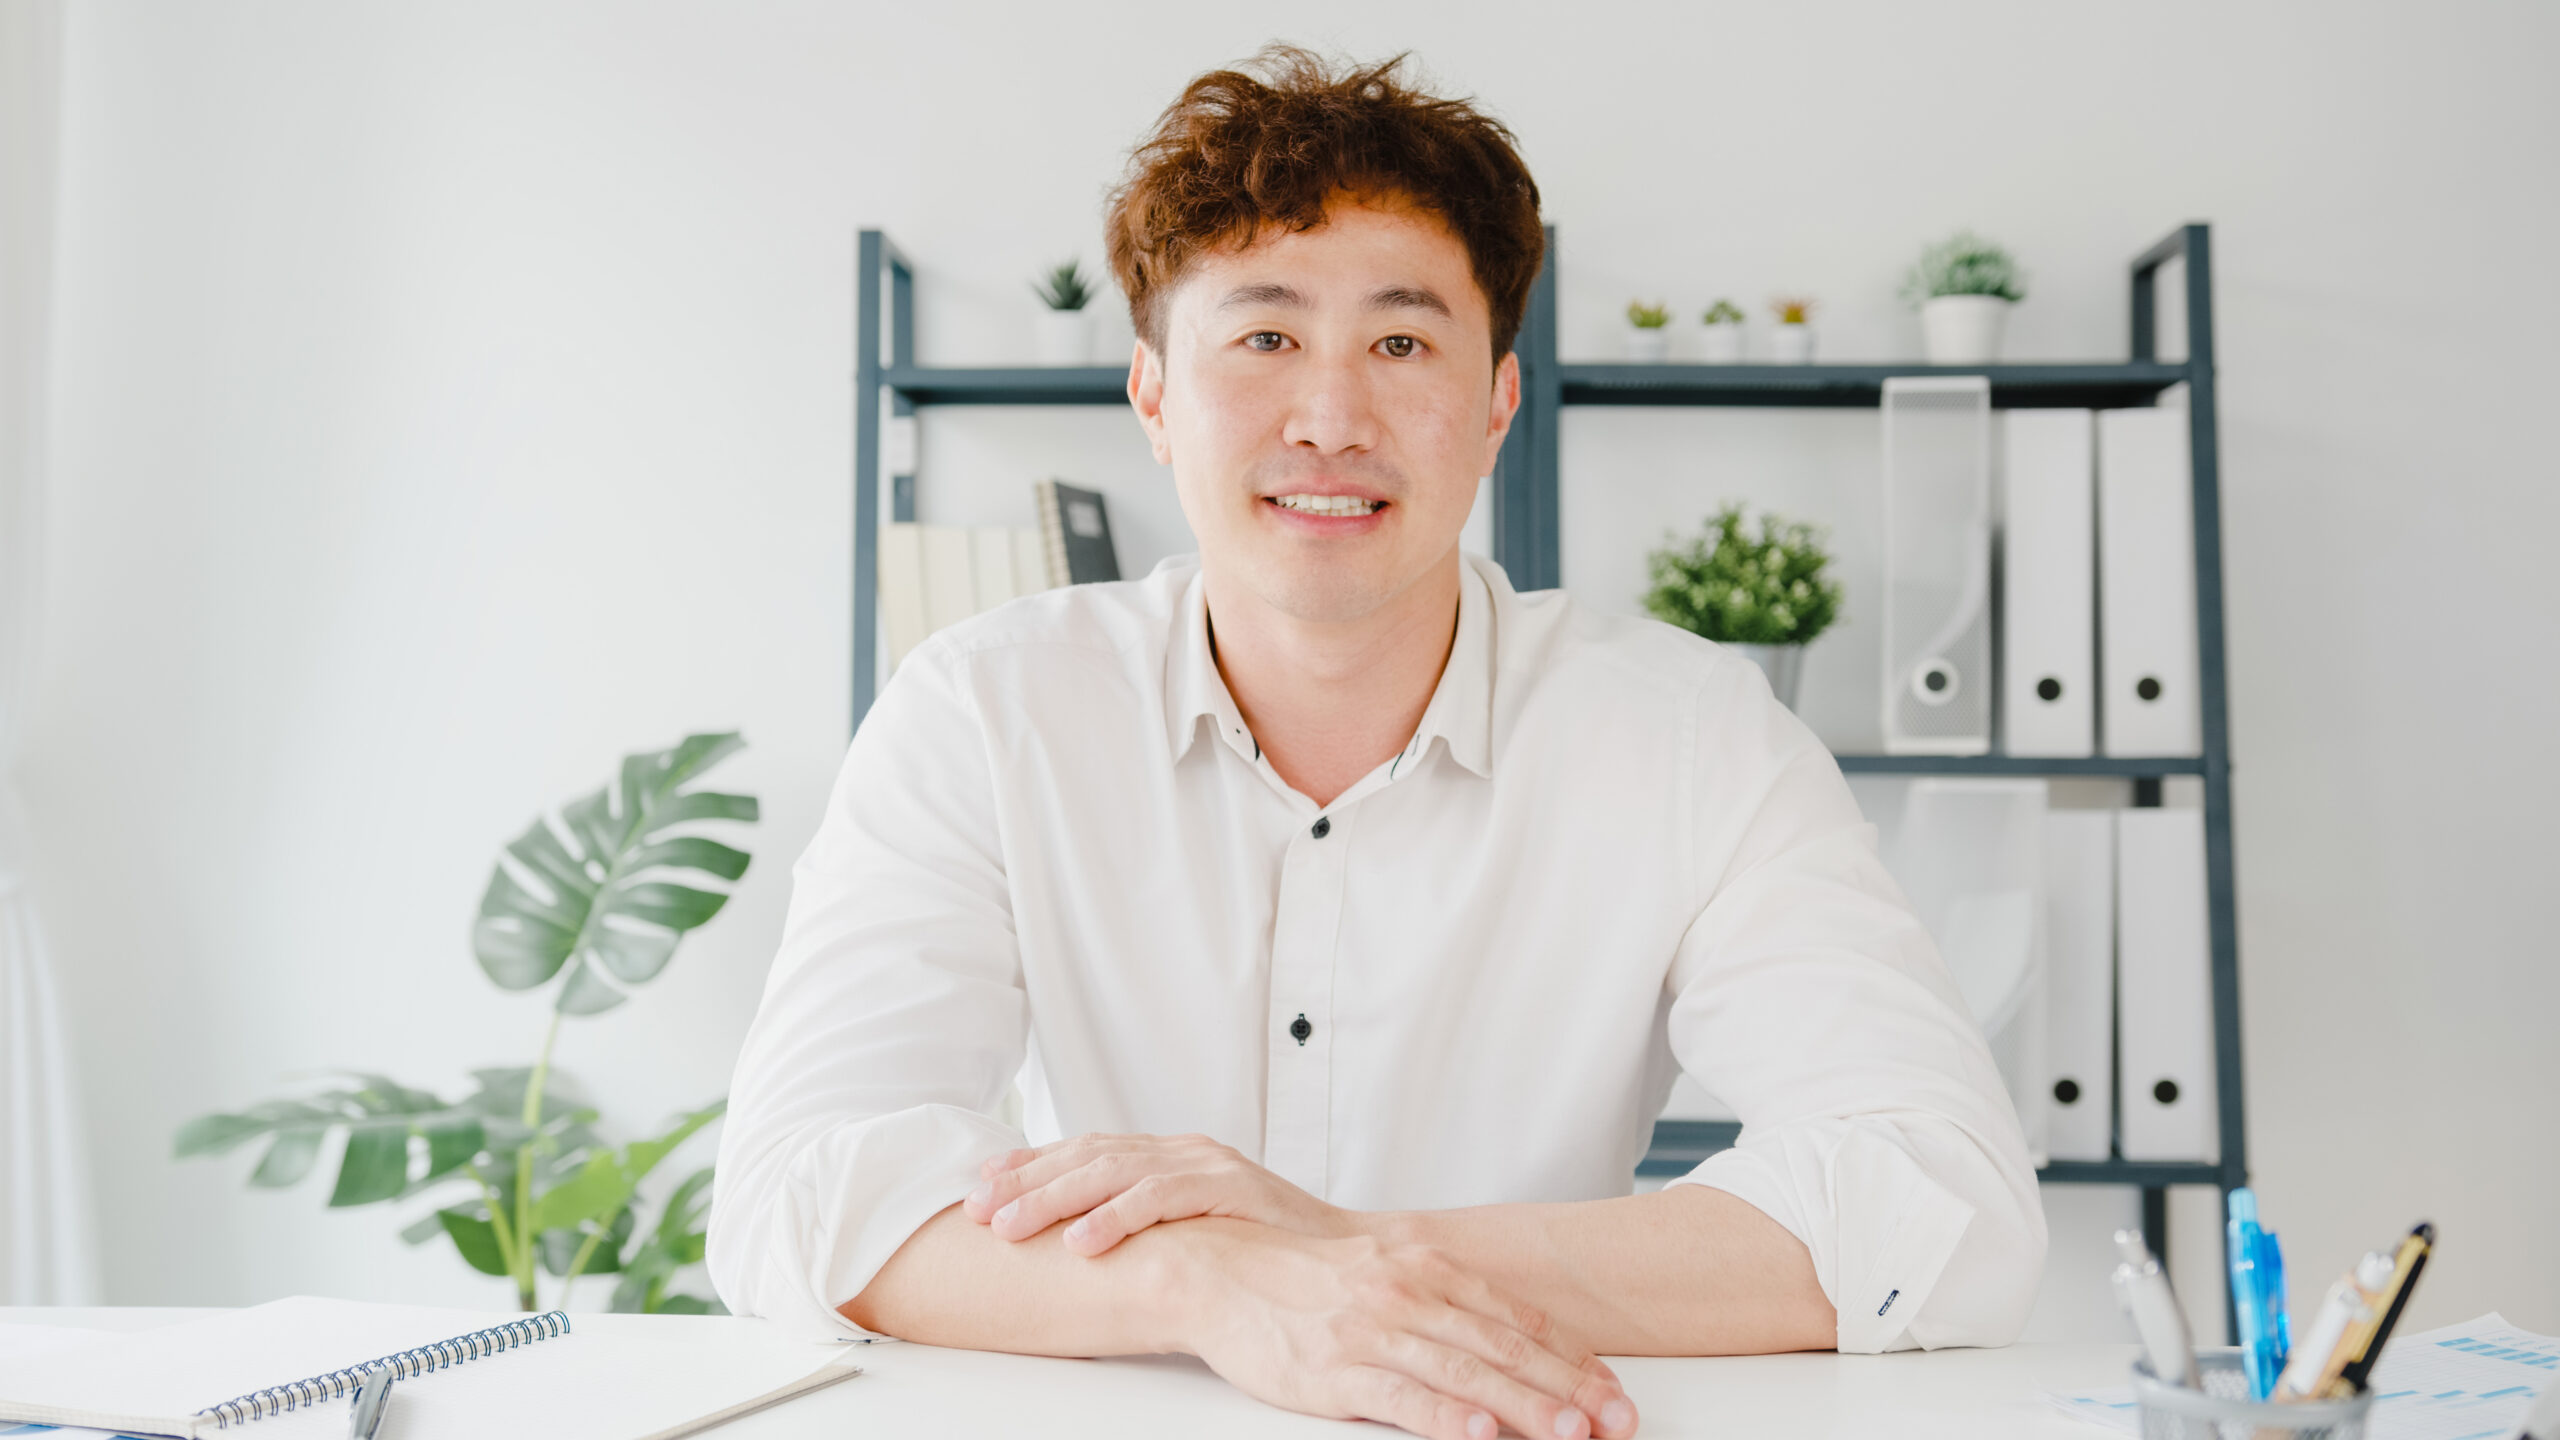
[{"xmin": 1266, "ymin": 494, "xmax": 1385, "ymax": 517}]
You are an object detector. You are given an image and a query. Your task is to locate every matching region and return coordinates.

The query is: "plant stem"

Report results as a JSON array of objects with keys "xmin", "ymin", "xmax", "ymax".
[{"xmin": 514, "ymin": 1010, "xmax": 565, "ymax": 1312}]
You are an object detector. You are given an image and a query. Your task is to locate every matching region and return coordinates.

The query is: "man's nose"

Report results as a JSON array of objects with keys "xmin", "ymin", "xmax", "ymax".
[{"xmin": 1279, "ymin": 346, "xmax": 1380, "ymax": 454}]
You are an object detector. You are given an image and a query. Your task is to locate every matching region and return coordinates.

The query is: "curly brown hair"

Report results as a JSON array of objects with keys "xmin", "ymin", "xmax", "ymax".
[{"xmin": 1105, "ymin": 45, "xmax": 1545, "ymax": 363}]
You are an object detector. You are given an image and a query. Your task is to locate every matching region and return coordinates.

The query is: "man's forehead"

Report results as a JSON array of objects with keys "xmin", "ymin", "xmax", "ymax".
[{"xmin": 1176, "ymin": 202, "xmax": 1488, "ymax": 320}]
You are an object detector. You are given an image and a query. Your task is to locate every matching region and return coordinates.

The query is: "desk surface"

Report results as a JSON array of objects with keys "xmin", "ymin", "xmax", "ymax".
[{"xmin": 5, "ymin": 1308, "xmax": 2131, "ymax": 1439}]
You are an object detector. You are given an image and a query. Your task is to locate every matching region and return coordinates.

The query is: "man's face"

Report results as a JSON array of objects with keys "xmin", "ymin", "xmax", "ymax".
[{"xmin": 1131, "ymin": 198, "xmax": 1520, "ymax": 626}]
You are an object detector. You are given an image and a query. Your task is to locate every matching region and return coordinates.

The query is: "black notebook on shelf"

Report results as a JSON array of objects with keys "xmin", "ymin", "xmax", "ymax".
[{"xmin": 1034, "ymin": 479, "xmax": 1121, "ymax": 585}]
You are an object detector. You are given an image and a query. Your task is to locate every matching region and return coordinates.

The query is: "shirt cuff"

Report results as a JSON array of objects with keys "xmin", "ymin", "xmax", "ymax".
[
  {"xmin": 1667, "ymin": 1117, "xmax": 1978, "ymax": 1353},
  {"xmin": 713, "ymin": 1102, "xmax": 1024, "ymax": 1339}
]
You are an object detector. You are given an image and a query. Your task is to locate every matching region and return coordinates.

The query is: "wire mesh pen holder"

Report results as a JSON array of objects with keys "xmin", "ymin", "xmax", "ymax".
[{"xmin": 2132, "ymin": 1355, "xmax": 2374, "ymax": 1440}]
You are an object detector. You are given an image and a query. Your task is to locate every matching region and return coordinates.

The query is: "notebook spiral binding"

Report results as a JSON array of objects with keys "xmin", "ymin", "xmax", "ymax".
[{"xmin": 194, "ymin": 1310, "xmax": 572, "ymax": 1429}]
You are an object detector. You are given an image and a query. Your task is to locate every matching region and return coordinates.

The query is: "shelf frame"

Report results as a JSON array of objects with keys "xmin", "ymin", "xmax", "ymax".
[{"xmin": 850, "ymin": 222, "xmax": 2247, "ymax": 1314}]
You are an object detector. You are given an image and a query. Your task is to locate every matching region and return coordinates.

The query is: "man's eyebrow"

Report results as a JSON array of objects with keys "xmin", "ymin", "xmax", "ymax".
[
  {"xmin": 1365, "ymin": 285, "xmax": 1453, "ymax": 318},
  {"xmin": 1217, "ymin": 282, "xmax": 1308, "ymax": 310}
]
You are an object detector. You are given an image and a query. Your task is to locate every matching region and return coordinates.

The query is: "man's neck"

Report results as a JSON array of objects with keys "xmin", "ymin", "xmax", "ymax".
[{"xmin": 1204, "ymin": 552, "xmax": 1463, "ymax": 810}]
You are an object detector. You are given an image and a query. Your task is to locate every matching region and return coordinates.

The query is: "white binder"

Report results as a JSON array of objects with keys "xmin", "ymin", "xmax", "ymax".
[
  {"xmin": 1882, "ymin": 377, "xmax": 1994, "ymax": 754},
  {"xmin": 1882, "ymin": 779, "xmax": 2050, "ymax": 1163},
  {"xmin": 2002, "ymin": 410, "xmax": 2096, "ymax": 757},
  {"xmin": 2117, "ymin": 807, "xmax": 2217, "ymax": 1162},
  {"xmin": 2098, "ymin": 407, "xmax": 2202, "ymax": 756},
  {"xmin": 2041, "ymin": 810, "xmax": 2115, "ymax": 1162}
]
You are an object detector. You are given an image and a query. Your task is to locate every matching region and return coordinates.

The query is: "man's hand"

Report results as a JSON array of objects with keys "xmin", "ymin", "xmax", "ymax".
[
  {"xmin": 965, "ymin": 1131, "xmax": 1351, "ymax": 1256},
  {"xmin": 1173, "ymin": 1219, "xmax": 1637, "ymax": 1440}
]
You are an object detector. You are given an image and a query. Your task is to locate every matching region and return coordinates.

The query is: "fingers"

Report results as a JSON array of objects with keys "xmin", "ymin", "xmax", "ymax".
[
  {"xmin": 1420, "ymin": 1266, "xmax": 1635, "ymax": 1437},
  {"xmin": 1062, "ymin": 1172, "xmax": 1207, "ymax": 1256},
  {"xmin": 1337, "ymin": 1363, "xmax": 1498, "ymax": 1440},
  {"xmin": 980, "ymin": 1151, "xmax": 1155, "ymax": 1240},
  {"xmin": 966, "ymin": 1134, "xmax": 1235, "ymax": 1240}
]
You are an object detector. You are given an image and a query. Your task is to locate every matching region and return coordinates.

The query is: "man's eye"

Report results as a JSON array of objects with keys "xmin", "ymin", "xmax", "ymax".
[
  {"xmin": 1245, "ymin": 332, "xmax": 1287, "ymax": 352},
  {"xmin": 1380, "ymin": 335, "xmax": 1419, "ymax": 358}
]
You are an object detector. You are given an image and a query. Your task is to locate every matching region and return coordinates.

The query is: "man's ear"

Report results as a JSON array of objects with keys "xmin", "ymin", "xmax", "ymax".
[
  {"xmin": 1129, "ymin": 339, "xmax": 1173, "ymax": 466},
  {"xmin": 1481, "ymin": 349, "xmax": 1523, "ymax": 474}
]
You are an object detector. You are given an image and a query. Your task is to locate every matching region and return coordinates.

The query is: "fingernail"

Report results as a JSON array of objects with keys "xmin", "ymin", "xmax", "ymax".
[
  {"xmin": 1554, "ymin": 1407, "xmax": 1588, "ymax": 1439},
  {"xmin": 995, "ymin": 1200, "xmax": 1018, "ymax": 1225},
  {"xmin": 1467, "ymin": 1413, "xmax": 1496, "ymax": 1440},
  {"xmin": 1066, "ymin": 1217, "xmax": 1092, "ymax": 1244},
  {"xmin": 967, "ymin": 1182, "xmax": 992, "ymax": 1210},
  {"xmin": 1601, "ymin": 1399, "xmax": 1635, "ymax": 1434}
]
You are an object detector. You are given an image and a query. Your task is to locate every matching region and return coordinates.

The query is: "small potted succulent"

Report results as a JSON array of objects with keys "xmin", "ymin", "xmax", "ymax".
[
  {"xmin": 1033, "ymin": 259, "xmax": 1100, "ymax": 365},
  {"xmin": 1768, "ymin": 296, "xmax": 1817, "ymax": 364},
  {"xmin": 1901, "ymin": 231, "xmax": 2026, "ymax": 364},
  {"xmin": 1642, "ymin": 504, "xmax": 1844, "ymax": 710},
  {"xmin": 1624, "ymin": 300, "xmax": 1672, "ymax": 361},
  {"xmin": 1699, "ymin": 299, "xmax": 1746, "ymax": 363}
]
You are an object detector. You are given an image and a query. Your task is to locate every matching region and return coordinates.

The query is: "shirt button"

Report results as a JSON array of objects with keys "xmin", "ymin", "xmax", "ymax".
[
  {"xmin": 1290, "ymin": 1013, "xmax": 1313, "ymax": 1045},
  {"xmin": 1311, "ymin": 816, "xmax": 1331, "ymax": 839}
]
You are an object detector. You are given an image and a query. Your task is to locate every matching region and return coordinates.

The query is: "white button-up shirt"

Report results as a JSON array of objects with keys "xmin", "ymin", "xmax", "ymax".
[{"xmin": 710, "ymin": 555, "xmax": 2045, "ymax": 1352}]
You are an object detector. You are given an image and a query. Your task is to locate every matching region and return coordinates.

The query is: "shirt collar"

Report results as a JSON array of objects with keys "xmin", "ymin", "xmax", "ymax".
[{"xmin": 1162, "ymin": 557, "xmax": 1495, "ymax": 781}]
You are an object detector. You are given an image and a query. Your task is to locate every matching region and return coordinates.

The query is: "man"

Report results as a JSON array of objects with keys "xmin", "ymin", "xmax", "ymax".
[{"xmin": 711, "ymin": 47, "xmax": 2043, "ymax": 1440}]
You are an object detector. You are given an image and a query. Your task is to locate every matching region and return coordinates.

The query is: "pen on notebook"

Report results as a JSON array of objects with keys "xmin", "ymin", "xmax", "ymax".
[
  {"xmin": 348, "ymin": 1364, "xmax": 395, "ymax": 1440},
  {"xmin": 2108, "ymin": 1229, "xmax": 2198, "ymax": 1389},
  {"xmin": 2332, "ymin": 1222, "xmax": 2435, "ymax": 1397}
]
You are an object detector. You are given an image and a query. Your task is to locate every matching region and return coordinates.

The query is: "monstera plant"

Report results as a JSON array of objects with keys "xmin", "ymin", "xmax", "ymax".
[{"xmin": 177, "ymin": 732, "xmax": 759, "ymax": 1313}]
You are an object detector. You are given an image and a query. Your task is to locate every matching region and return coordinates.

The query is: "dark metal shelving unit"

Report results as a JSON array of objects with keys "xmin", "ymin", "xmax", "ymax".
[{"xmin": 852, "ymin": 222, "xmax": 2245, "ymax": 1280}]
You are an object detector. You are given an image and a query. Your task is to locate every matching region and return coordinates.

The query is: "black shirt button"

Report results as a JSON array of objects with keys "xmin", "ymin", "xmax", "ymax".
[
  {"xmin": 1311, "ymin": 816, "xmax": 1331, "ymax": 839},
  {"xmin": 1290, "ymin": 1013, "xmax": 1312, "ymax": 1045}
]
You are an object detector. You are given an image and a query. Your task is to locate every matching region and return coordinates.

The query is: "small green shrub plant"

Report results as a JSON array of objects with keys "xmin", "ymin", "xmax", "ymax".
[
  {"xmin": 1644, "ymin": 504, "xmax": 1844, "ymax": 646},
  {"xmin": 1625, "ymin": 299, "xmax": 1671, "ymax": 329},
  {"xmin": 1034, "ymin": 260, "xmax": 1099, "ymax": 312},
  {"xmin": 1900, "ymin": 231, "xmax": 2027, "ymax": 304}
]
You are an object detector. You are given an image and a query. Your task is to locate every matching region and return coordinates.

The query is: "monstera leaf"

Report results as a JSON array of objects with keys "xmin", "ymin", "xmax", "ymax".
[{"xmin": 473, "ymin": 732, "xmax": 758, "ymax": 1015}]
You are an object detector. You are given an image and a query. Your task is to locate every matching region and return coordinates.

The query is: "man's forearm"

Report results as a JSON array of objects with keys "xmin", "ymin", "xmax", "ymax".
[
  {"xmin": 1368, "ymin": 1184, "xmax": 1836, "ymax": 1356},
  {"xmin": 840, "ymin": 1202, "xmax": 1191, "ymax": 1354}
]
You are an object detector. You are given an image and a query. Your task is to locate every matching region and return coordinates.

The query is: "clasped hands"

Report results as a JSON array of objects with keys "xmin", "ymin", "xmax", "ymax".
[{"xmin": 961, "ymin": 1132, "xmax": 1639, "ymax": 1440}]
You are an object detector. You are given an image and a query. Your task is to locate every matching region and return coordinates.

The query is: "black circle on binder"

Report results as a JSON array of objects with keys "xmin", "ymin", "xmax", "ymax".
[
  {"xmin": 2136, "ymin": 676, "xmax": 2164, "ymax": 702},
  {"xmin": 1290, "ymin": 1013, "xmax": 1313, "ymax": 1045},
  {"xmin": 2053, "ymin": 1078, "xmax": 2082, "ymax": 1105},
  {"xmin": 2037, "ymin": 677, "xmax": 2063, "ymax": 703},
  {"xmin": 1924, "ymin": 668, "xmax": 1949, "ymax": 693},
  {"xmin": 2153, "ymin": 1078, "xmax": 2180, "ymax": 1105}
]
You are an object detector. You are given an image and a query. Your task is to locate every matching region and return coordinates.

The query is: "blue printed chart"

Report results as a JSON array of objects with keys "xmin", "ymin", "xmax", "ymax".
[{"xmin": 2048, "ymin": 1314, "xmax": 2559, "ymax": 1440}]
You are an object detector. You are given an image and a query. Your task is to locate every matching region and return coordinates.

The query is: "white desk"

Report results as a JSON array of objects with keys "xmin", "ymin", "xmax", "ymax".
[{"xmin": 7, "ymin": 1308, "xmax": 2132, "ymax": 1438}]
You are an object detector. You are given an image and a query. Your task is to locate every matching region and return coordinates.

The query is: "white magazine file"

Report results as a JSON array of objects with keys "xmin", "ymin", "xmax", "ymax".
[
  {"xmin": 1882, "ymin": 377, "xmax": 1994, "ymax": 754},
  {"xmin": 2002, "ymin": 409, "xmax": 2097, "ymax": 757},
  {"xmin": 2117, "ymin": 806, "xmax": 2218, "ymax": 1162},
  {"xmin": 2097, "ymin": 405, "xmax": 2203, "ymax": 756},
  {"xmin": 2041, "ymin": 810, "xmax": 2116, "ymax": 1162}
]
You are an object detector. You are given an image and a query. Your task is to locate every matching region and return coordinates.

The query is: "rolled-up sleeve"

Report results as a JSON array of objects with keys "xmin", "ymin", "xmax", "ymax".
[
  {"xmin": 708, "ymin": 639, "xmax": 1028, "ymax": 1336},
  {"xmin": 1661, "ymin": 665, "xmax": 2047, "ymax": 1353}
]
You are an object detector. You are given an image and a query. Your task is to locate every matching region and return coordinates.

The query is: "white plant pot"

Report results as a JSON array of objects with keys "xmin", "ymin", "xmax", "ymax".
[
  {"xmin": 1698, "ymin": 325, "xmax": 1744, "ymax": 363},
  {"xmin": 1921, "ymin": 294, "xmax": 2011, "ymax": 364},
  {"xmin": 1624, "ymin": 327, "xmax": 1671, "ymax": 362},
  {"xmin": 1770, "ymin": 323, "xmax": 1815, "ymax": 365},
  {"xmin": 1034, "ymin": 308, "xmax": 1095, "ymax": 366},
  {"xmin": 1730, "ymin": 643, "xmax": 1807, "ymax": 710}
]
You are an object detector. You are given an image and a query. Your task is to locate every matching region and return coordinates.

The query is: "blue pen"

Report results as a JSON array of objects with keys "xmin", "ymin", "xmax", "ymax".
[{"xmin": 2226, "ymin": 1189, "xmax": 2291, "ymax": 1398}]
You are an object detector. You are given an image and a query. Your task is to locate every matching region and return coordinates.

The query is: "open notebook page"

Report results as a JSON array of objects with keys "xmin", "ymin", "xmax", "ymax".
[{"xmin": 0, "ymin": 1298, "xmax": 856, "ymax": 1440}]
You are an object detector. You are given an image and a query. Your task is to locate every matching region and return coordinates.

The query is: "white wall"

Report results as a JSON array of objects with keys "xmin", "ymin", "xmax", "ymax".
[{"xmin": 30, "ymin": 0, "xmax": 2557, "ymax": 1335}]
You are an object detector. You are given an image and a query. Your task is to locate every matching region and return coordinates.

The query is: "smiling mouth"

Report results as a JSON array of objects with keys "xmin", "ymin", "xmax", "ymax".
[{"xmin": 1266, "ymin": 494, "xmax": 1385, "ymax": 516}]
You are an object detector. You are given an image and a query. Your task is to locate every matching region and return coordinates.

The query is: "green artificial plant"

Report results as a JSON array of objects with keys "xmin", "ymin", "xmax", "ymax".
[
  {"xmin": 1899, "ymin": 230, "xmax": 2027, "ymax": 305},
  {"xmin": 176, "ymin": 732, "xmax": 759, "ymax": 1313},
  {"xmin": 1643, "ymin": 505, "xmax": 1845, "ymax": 646},
  {"xmin": 1625, "ymin": 299, "xmax": 1672, "ymax": 329},
  {"xmin": 1701, "ymin": 299, "xmax": 1746, "ymax": 326},
  {"xmin": 1033, "ymin": 259, "xmax": 1099, "ymax": 312}
]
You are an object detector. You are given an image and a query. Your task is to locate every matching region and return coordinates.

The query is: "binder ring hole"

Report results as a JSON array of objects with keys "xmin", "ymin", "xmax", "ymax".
[
  {"xmin": 2036, "ymin": 677, "xmax": 2062, "ymax": 703},
  {"xmin": 2052, "ymin": 1078, "xmax": 2081, "ymax": 1105},
  {"xmin": 2152, "ymin": 1078, "xmax": 2180, "ymax": 1106},
  {"xmin": 2135, "ymin": 676, "xmax": 2163, "ymax": 702},
  {"xmin": 1911, "ymin": 659, "xmax": 1961, "ymax": 706}
]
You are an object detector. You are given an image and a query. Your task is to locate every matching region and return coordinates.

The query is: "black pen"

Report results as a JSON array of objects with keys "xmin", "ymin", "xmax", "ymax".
[{"xmin": 348, "ymin": 1365, "xmax": 395, "ymax": 1440}]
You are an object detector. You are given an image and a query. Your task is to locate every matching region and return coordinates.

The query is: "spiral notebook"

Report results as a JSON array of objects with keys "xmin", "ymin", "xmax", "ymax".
[{"xmin": 0, "ymin": 1297, "xmax": 861, "ymax": 1440}]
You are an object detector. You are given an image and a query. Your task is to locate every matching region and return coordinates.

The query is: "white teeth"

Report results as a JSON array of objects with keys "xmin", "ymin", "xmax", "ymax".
[{"xmin": 1270, "ymin": 494, "xmax": 1382, "ymax": 516}]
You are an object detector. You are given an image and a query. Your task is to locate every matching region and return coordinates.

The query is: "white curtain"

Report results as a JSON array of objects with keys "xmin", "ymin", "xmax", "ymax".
[{"xmin": 0, "ymin": 0, "xmax": 100, "ymax": 1306}]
